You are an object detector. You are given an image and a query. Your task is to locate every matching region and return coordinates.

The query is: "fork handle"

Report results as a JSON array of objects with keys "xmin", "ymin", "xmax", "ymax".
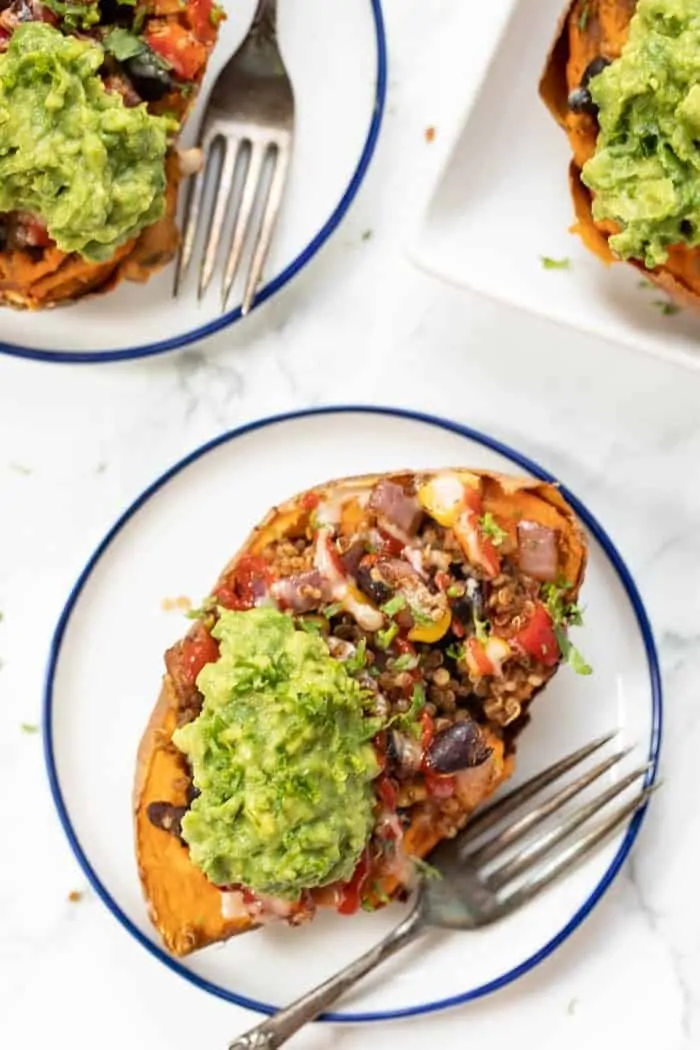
[
  {"xmin": 251, "ymin": 0, "xmax": 277, "ymax": 33},
  {"xmin": 227, "ymin": 906, "xmax": 425, "ymax": 1049}
]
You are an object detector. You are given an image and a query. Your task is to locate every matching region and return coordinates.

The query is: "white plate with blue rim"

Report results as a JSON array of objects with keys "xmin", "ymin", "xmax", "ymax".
[
  {"xmin": 1, "ymin": 0, "xmax": 386, "ymax": 364},
  {"xmin": 406, "ymin": 0, "xmax": 700, "ymax": 373},
  {"xmin": 44, "ymin": 406, "xmax": 661, "ymax": 1020}
]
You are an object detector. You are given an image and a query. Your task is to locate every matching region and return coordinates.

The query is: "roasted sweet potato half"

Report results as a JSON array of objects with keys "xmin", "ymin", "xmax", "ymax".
[
  {"xmin": 540, "ymin": 0, "xmax": 700, "ymax": 309},
  {"xmin": 0, "ymin": 0, "xmax": 222, "ymax": 310},
  {"xmin": 134, "ymin": 469, "xmax": 588, "ymax": 957}
]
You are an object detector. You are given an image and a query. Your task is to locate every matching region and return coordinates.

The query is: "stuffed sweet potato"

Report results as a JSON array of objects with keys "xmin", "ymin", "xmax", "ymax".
[
  {"xmin": 134, "ymin": 468, "xmax": 589, "ymax": 957},
  {"xmin": 0, "ymin": 0, "xmax": 223, "ymax": 309},
  {"xmin": 540, "ymin": 0, "xmax": 700, "ymax": 308}
]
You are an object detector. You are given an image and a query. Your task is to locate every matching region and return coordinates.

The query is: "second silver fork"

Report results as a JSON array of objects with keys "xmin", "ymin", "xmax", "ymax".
[{"xmin": 174, "ymin": 0, "xmax": 294, "ymax": 314}]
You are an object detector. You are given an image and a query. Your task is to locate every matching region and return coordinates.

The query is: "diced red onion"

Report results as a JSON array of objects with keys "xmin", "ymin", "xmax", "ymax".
[{"xmin": 517, "ymin": 521, "xmax": 559, "ymax": 581}]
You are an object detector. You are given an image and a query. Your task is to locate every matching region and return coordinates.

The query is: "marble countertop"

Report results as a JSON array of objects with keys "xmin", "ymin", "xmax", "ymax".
[{"xmin": 1, "ymin": 3, "xmax": 699, "ymax": 1048}]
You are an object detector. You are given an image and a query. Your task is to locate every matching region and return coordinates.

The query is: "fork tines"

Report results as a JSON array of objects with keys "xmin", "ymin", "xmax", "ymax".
[{"xmin": 460, "ymin": 731, "xmax": 657, "ymax": 915}]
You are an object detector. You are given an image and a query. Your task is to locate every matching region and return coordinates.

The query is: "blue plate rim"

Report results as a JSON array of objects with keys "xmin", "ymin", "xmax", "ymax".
[
  {"xmin": 0, "ymin": 1, "xmax": 387, "ymax": 366},
  {"xmin": 43, "ymin": 404, "xmax": 663, "ymax": 1022}
]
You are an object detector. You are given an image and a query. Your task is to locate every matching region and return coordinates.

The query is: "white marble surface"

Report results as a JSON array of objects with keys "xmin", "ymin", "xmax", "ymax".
[{"xmin": 1, "ymin": 2, "xmax": 700, "ymax": 1047}]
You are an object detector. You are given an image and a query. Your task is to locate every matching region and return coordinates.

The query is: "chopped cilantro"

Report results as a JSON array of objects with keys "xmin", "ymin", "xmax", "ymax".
[
  {"xmin": 652, "ymin": 299, "xmax": 681, "ymax": 316},
  {"xmin": 322, "ymin": 601, "xmax": 344, "ymax": 619},
  {"xmin": 479, "ymin": 512, "xmax": 507, "ymax": 546},
  {"xmin": 299, "ymin": 617, "xmax": 324, "ymax": 636},
  {"xmin": 390, "ymin": 652, "xmax": 419, "ymax": 672},
  {"xmin": 541, "ymin": 579, "xmax": 591, "ymax": 675},
  {"xmin": 370, "ymin": 880, "xmax": 391, "ymax": 905},
  {"xmin": 384, "ymin": 683, "xmax": 426, "ymax": 736},
  {"xmin": 21, "ymin": 723, "xmax": 39, "ymax": 734},
  {"xmin": 409, "ymin": 605, "xmax": 436, "ymax": 627},
  {"xmin": 412, "ymin": 856, "xmax": 443, "ymax": 881},
  {"xmin": 578, "ymin": 1, "xmax": 589, "ymax": 31},
  {"xmin": 381, "ymin": 593, "xmax": 407, "ymax": 617},
  {"xmin": 103, "ymin": 28, "xmax": 145, "ymax": 62},
  {"xmin": 446, "ymin": 642, "xmax": 464, "ymax": 661},
  {"xmin": 345, "ymin": 638, "xmax": 368, "ymax": 674},
  {"xmin": 446, "ymin": 583, "xmax": 463, "ymax": 599},
  {"xmin": 42, "ymin": 0, "xmax": 100, "ymax": 28},
  {"xmin": 541, "ymin": 256, "xmax": 571, "ymax": 270},
  {"xmin": 474, "ymin": 616, "xmax": 490, "ymax": 643},
  {"xmin": 186, "ymin": 595, "xmax": 217, "ymax": 620},
  {"xmin": 375, "ymin": 622, "xmax": 399, "ymax": 649}
]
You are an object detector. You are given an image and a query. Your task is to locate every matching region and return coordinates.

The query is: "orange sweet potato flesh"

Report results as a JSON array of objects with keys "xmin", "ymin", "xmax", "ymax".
[
  {"xmin": 539, "ymin": 0, "xmax": 700, "ymax": 308},
  {"xmin": 134, "ymin": 469, "xmax": 587, "ymax": 957}
]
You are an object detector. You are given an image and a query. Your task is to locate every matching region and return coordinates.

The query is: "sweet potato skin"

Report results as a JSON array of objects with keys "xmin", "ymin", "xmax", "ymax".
[
  {"xmin": 540, "ymin": 0, "xmax": 700, "ymax": 308},
  {"xmin": 134, "ymin": 469, "xmax": 587, "ymax": 957}
]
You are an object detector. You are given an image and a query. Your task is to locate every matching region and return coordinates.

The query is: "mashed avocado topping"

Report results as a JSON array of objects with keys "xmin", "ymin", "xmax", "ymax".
[
  {"xmin": 0, "ymin": 24, "xmax": 173, "ymax": 261},
  {"xmin": 582, "ymin": 0, "xmax": 700, "ymax": 268},
  {"xmin": 172, "ymin": 608, "xmax": 380, "ymax": 899}
]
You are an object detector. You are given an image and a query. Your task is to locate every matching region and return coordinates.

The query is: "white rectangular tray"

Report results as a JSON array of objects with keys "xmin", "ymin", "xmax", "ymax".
[{"xmin": 407, "ymin": 0, "xmax": 700, "ymax": 372}]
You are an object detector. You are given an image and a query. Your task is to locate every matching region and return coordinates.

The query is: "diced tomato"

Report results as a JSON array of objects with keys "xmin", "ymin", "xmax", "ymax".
[
  {"xmin": 394, "ymin": 637, "xmax": 416, "ymax": 657},
  {"xmin": 425, "ymin": 771, "xmax": 457, "ymax": 799},
  {"xmin": 452, "ymin": 619, "xmax": 465, "ymax": 639},
  {"xmin": 336, "ymin": 851, "xmax": 370, "ymax": 915},
  {"xmin": 177, "ymin": 624, "xmax": 219, "ymax": 687},
  {"xmin": 419, "ymin": 710, "xmax": 435, "ymax": 753},
  {"xmin": 462, "ymin": 486, "xmax": 483, "ymax": 515},
  {"xmin": 187, "ymin": 0, "xmax": 218, "ymax": 44},
  {"xmin": 377, "ymin": 775, "xmax": 398, "ymax": 811},
  {"xmin": 214, "ymin": 555, "xmax": 273, "ymax": 611},
  {"xmin": 466, "ymin": 637, "xmax": 495, "ymax": 677},
  {"xmin": 145, "ymin": 23, "xmax": 207, "ymax": 80},
  {"xmin": 477, "ymin": 532, "xmax": 501, "ymax": 577},
  {"xmin": 377, "ymin": 529, "xmax": 405, "ymax": 557},
  {"xmin": 514, "ymin": 603, "xmax": 560, "ymax": 667},
  {"xmin": 301, "ymin": 490, "xmax": 320, "ymax": 511}
]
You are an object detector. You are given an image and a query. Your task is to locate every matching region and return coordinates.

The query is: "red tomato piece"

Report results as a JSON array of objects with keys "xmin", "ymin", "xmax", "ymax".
[
  {"xmin": 514, "ymin": 603, "xmax": 560, "ymax": 667},
  {"xmin": 187, "ymin": 0, "xmax": 217, "ymax": 44},
  {"xmin": 145, "ymin": 24, "xmax": 207, "ymax": 80},
  {"xmin": 214, "ymin": 555, "xmax": 273, "ymax": 611},
  {"xmin": 377, "ymin": 775, "xmax": 398, "ymax": 811},
  {"xmin": 178, "ymin": 625, "xmax": 219, "ymax": 687},
  {"xmin": 301, "ymin": 490, "xmax": 320, "ymax": 511},
  {"xmin": 336, "ymin": 851, "xmax": 370, "ymax": 915},
  {"xmin": 425, "ymin": 771, "xmax": 457, "ymax": 799},
  {"xmin": 466, "ymin": 636, "xmax": 495, "ymax": 677}
]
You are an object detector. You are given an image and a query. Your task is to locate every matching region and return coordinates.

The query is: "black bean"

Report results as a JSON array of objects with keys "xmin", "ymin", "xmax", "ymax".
[
  {"xmin": 581, "ymin": 56, "xmax": 611, "ymax": 88},
  {"xmin": 567, "ymin": 87, "xmax": 597, "ymax": 116},
  {"xmin": 426, "ymin": 721, "xmax": 493, "ymax": 773},
  {"xmin": 124, "ymin": 52, "xmax": 175, "ymax": 102},
  {"xmin": 356, "ymin": 563, "xmax": 393, "ymax": 606},
  {"xmin": 451, "ymin": 579, "xmax": 485, "ymax": 629},
  {"xmin": 146, "ymin": 801, "xmax": 189, "ymax": 839}
]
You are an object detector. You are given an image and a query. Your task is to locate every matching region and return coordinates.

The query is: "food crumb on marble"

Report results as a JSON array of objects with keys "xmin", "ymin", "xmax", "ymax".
[
  {"xmin": 161, "ymin": 596, "xmax": 192, "ymax": 613},
  {"xmin": 424, "ymin": 125, "xmax": 436, "ymax": 143}
]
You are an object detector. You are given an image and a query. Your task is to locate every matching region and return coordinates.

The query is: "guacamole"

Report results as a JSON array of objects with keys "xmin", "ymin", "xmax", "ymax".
[
  {"xmin": 172, "ymin": 608, "xmax": 380, "ymax": 899},
  {"xmin": 582, "ymin": 0, "xmax": 700, "ymax": 268},
  {"xmin": 0, "ymin": 24, "xmax": 173, "ymax": 261}
]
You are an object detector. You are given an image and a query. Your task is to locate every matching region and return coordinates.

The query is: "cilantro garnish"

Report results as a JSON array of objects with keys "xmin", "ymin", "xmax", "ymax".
[
  {"xmin": 446, "ymin": 583, "xmax": 463, "ymax": 599},
  {"xmin": 186, "ymin": 595, "xmax": 217, "ymax": 620},
  {"xmin": 541, "ymin": 579, "xmax": 591, "ymax": 675},
  {"xmin": 412, "ymin": 856, "xmax": 443, "ymax": 881},
  {"xmin": 446, "ymin": 642, "xmax": 464, "ymax": 662},
  {"xmin": 299, "ymin": 617, "xmax": 324, "ymax": 636},
  {"xmin": 409, "ymin": 605, "xmax": 437, "ymax": 627},
  {"xmin": 381, "ymin": 594, "xmax": 407, "ymax": 617},
  {"xmin": 103, "ymin": 27, "xmax": 145, "ymax": 62},
  {"xmin": 322, "ymin": 601, "xmax": 343, "ymax": 619},
  {"xmin": 385, "ymin": 683, "xmax": 426, "ymax": 736},
  {"xmin": 375, "ymin": 622, "xmax": 399, "ymax": 650},
  {"xmin": 474, "ymin": 615, "xmax": 490, "ymax": 643},
  {"xmin": 479, "ymin": 512, "xmax": 507, "ymax": 546},
  {"xmin": 578, "ymin": 1, "xmax": 590, "ymax": 31},
  {"xmin": 541, "ymin": 256, "xmax": 571, "ymax": 270},
  {"xmin": 345, "ymin": 638, "xmax": 367, "ymax": 674},
  {"xmin": 21, "ymin": 723, "xmax": 39, "ymax": 734},
  {"xmin": 42, "ymin": 0, "xmax": 100, "ymax": 28},
  {"xmin": 390, "ymin": 652, "xmax": 419, "ymax": 672}
]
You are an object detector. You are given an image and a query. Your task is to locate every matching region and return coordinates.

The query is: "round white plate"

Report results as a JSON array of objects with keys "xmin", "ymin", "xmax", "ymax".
[
  {"xmin": 44, "ymin": 407, "xmax": 662, "ymax": 1021},
  {"xmin": 1, "ymin": 1, "xmax": 386, "ymax": 363}
]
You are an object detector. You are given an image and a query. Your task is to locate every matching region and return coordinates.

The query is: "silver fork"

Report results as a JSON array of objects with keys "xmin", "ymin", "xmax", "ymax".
[
  {"xmin": 173, "ymin": 0, "xmax": 294, "ymax": 314},
  {"xmin": 228, "ymin": 731, "xmax": 657, "ymax": 1049}
]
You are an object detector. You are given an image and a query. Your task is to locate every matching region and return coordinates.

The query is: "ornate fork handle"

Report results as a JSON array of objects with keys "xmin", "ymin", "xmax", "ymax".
[{"xmin": 228, "ymin": 907, "xmax": 424, "ymax": 1050}]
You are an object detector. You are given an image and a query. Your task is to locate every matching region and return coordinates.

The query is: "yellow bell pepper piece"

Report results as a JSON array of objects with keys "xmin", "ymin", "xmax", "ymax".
[
  {"xmin": 408, "ymin": 607, "xmax": 452, "ymax": 644},
  {"xmin": 417, "ymin": 473, "xmax": 465, "ymax": 527}
]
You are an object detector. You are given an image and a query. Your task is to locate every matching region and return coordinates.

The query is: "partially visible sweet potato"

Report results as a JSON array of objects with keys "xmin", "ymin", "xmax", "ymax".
[{"xmin": 540, "ymin": 0, "xmax": 700, "ymax": 308}]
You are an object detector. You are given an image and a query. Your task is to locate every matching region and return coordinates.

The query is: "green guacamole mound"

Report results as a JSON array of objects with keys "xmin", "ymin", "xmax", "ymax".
[
  {"xmin": 0, "ymin": 24, "xmax": 174, "ymax": 262},
  {"xmin": 173, "ymin": 608, "xmax": 380, "ymax": 900},
  {"xmin": 582, "ymin": 0, "xmax": 700, "ymax": 269}
]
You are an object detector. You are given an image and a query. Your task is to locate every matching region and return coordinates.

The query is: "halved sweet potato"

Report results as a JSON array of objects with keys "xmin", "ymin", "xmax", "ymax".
[
  {"xmin": 134, "ymin": 469, "xmax": 587, "ymax": 957},
  {"xmin": 540, "ymin": 0, "xmax": 700, "ymax": 308}
]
